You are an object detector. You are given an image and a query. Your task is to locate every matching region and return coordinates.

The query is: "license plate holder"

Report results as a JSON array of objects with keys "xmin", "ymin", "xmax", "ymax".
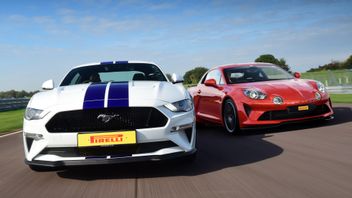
[
  {"xmin": 77, "ymin": 131, "xmax": 136, "ymax": 147},
  {"xmin": 298, "ymin": 105, "xmax": 309, "ymax": 111}
]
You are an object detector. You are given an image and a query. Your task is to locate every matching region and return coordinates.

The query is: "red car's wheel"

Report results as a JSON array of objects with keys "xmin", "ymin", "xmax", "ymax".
[{"xmin": 223, "ymin": 99, "xmax": 239, "ymax": 134}]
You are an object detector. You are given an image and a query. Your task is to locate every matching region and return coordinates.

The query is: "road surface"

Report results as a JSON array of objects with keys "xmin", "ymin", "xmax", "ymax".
[{"xmin": 0, "ymin": 104, "xmax": 351, "ymax": 198}]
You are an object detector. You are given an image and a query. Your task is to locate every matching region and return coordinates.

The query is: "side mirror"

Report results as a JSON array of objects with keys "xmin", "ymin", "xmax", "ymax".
[
  {"xmin": 171, "ymin": 73, "xmax": 184, "ymax": 84},
  {"xmin": 293, "ymin": 72, "xmax": 301, "ymax": 78},
  {"xmin": 42, "ymin": 79, "xmax": 54, "ymax": 90},
  {"xmin": 204, "ymin": 79, "xmax": 217, "ymax": 87}
]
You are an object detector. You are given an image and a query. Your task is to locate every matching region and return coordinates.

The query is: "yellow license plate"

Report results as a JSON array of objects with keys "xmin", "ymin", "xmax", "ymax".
[
  {"xmin": 77, "ymin": 131, "xmax": 136, "ymax": 147},
  {"xmin": 298, "ymin": 105, "xmax": 309, "ymax": 111}
]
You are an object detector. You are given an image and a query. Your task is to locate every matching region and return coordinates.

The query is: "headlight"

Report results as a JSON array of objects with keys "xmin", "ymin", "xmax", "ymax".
[
  {"xmin": 273, "ymin": 96, "xmax": 284, "ymax": 104},
  {"xmin": 165, "ymin": 99, "xmax": 193, "ymax": 112},
  {"xmin": 25, "ymin": 108, "xmax": 47, "ymax": 120},
  {"xmin": 316, "ymin": 81, "xmax": 326, "ymax": 93},
  {"xmin": 315, "ymin": 92, "xmax": 321, "ymax": 100},
  {"xmin": 243, "ymin": 89, "xmax": 266, "ymax": 100}
]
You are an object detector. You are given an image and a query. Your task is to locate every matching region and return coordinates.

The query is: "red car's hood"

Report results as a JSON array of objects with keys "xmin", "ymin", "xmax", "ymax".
[{"xmin": 235, "ymin": 79, "xmax": 318, "ymax": 102}]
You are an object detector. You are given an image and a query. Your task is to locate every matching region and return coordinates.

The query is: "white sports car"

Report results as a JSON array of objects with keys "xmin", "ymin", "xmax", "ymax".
[{"xmin": 23, "ymin": 61, "xmax": 196, "ymax": 171}]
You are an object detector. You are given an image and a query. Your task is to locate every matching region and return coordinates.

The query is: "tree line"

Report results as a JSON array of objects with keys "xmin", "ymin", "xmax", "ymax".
[
  {"xmin": 307, "ymin": 55, "xmax": 352, "ymax": 72},
  {"xmin": 0, "ymin": 90, "xmax": 38, "ymax": 99}
]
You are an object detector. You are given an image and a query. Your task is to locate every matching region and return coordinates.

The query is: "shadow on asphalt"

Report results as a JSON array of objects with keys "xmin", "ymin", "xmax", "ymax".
[
  {"xmin": 57, "ymin": 129, "xmax": 283, "ymax": 180},
  {"xmin": 56, "ymin": 106, "xmax": 351, "ymax": 181}
]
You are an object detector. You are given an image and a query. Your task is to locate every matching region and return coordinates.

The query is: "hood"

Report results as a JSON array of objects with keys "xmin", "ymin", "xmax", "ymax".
[
  {"xmin": 28, "ymin": 81, "xmax": 187, "ymax": 110},
  {"xmin": 129, "ymin": 81, "xmax": 187, "ymax": 106},
  {"xmin": 236, "ymin": 79, "xmax": 319, "ymax": 103}
]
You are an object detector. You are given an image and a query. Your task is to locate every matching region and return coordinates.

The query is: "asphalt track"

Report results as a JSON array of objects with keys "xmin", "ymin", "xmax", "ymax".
[{"xmin": 0, "ymin": 104, "xmax": 351, "ymax": 198}]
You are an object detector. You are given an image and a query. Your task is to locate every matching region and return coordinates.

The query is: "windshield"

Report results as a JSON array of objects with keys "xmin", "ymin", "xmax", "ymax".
[
  {"xmin": 224, "ymin": 65, "xmax": 293, "ymax": 84},
  {"xmin": 60, "ymin": 63, "xmax": 167, "ymax": 86}
]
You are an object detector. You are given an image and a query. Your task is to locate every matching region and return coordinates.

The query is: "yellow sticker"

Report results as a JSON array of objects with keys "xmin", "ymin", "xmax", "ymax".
[
  {"xmin": 298, "ymin": 105, "xmax": 309, "ymax": 111},
  {"xmin": 77, "ymin": 131, "xmax": 136, "ymax": 147}
]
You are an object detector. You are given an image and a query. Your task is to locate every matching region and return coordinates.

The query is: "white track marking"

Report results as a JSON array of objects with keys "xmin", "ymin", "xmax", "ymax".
[{"xmin": 0, "ymin": 131, "xmax": 22, "ymax": 138}]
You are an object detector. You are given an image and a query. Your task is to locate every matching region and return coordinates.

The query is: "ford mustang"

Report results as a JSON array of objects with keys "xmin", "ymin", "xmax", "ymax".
[
  {"xmin": 189, "ymin": 62, "xmax": 334, "ymax": 133},
  {"xmin": 23, "ymin": 61, "xmax": 196, "ymax": 171}
]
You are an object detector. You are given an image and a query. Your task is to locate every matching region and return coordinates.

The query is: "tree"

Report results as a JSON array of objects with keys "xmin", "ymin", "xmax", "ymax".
[
  {"xmin": 344, "ymin": 55, "xmax": 352, "ymax": 69},
  {"xmin": 255, "ymin": 54, "xmax": 291, "ymax": 72},
  {"xmin": 183, "ymin": 67, "xmax": 208, "ymax": 85}
]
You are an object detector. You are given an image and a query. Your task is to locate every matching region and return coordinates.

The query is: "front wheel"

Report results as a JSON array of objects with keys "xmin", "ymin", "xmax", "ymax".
[{"xmin": 223, "ymin": 99, "xmax": 239, "ymax": 134}]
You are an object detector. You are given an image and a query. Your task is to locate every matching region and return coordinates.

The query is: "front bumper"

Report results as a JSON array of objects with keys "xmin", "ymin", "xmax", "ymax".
[
  {"xmin": 25, "ymin": 148, "xmax": 197, "ymax": 167},
  {"xmin": 235, "ymin": 98, "xmax": 334, "ymax": 128},
  {"xmin": 23, "ymin": 106, "xmax": 196, "ymax": 166}
]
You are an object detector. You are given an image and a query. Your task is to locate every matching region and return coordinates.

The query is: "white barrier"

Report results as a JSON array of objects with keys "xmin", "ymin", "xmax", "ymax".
[
  {"xmin": 0, "ymin": 98, "xmax": 30, "ymax": 111},
  {"xmin": 326, "ymin": 86, "xmax": 352, "ymax": 94}
]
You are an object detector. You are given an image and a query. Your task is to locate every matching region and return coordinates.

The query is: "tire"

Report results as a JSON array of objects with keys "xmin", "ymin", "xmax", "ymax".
[{"xmin": 222, "ymin": 99, "xmax": 239, "ymax": 134}]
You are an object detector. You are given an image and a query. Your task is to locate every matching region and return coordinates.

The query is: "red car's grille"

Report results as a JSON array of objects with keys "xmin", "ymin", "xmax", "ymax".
[
  {"xmin": 46, "ymin": 107, "xmax": 168, "ymax": 133},
  {"xmin": 258, "ymin": 104, "xmax": 330, "ymax": 121}
]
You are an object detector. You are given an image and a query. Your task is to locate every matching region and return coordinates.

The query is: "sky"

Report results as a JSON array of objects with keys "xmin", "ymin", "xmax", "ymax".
[{"xmin": 0, "ymin": 0, "xmax": 351, "ymax": 91}]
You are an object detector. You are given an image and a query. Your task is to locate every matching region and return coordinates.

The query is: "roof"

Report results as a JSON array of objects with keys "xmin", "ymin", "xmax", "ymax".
[
  {"xmin": 214, "ymin": 62, "xmax": 275, "ymax": 70},
  {"xmin": 73, "ymin": 60, "xmax": 158, "ymax": 68}
]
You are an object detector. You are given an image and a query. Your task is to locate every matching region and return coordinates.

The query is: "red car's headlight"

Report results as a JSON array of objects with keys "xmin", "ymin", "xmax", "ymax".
[
  {"xmin": 243, "ymin": 89, "xmax": 266, "ymax": 100},
  {"xmin": 273, "ymin": 96, "xmax": 284, "ymax": 104},
  {"xmin": 316, "ymin": 81, "xmax": 326, "ymax": 93}
]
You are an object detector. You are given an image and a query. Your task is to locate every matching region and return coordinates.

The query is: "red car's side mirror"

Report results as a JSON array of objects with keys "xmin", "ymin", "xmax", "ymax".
[
  {"xmin": 204, "ymin": 79, "xmax": 223, "ymax": 90},
  {"xmin": 293, "ymin": 72, "xmax": 301, "ymax": 78},
  {"xmin": 204, "ymin": 79, "xmax": 217, "ymax": 87}
]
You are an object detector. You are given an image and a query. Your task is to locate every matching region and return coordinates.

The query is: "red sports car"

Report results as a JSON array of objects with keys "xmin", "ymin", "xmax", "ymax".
[{"xmin": 189, "ymin": 63, "xmax": 334, "ymax": 133}]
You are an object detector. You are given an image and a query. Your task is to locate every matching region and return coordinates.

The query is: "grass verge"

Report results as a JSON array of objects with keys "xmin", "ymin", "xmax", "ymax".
[
  {"xmin": 330, "ymin": 94, "xmax": 352, "ymax": 103},
  {"xmin": 0, "ymin": 109, "xmax": 24, "ymax": 134}
]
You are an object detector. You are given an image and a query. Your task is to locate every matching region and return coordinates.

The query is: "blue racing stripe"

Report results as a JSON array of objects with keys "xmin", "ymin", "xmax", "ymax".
[
  {"xmin": 100, "ymin": 61, "xmax": 114, "ymax": 65},
  {"xmin": 115, "ymin": 61, "xmax": 128, "ymax": 64},
  {"xmin": 83, "ymin": 83, "xmax": 107, "ymax": 109},
  {"xmin": 108, "ymin": 82, "xmax": 129, "ymax": 107}
]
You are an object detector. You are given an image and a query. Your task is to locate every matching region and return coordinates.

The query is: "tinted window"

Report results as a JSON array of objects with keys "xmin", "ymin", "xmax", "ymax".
[
  {"xmin": 224, "ymin": 65, "xmax": 293, "ymax": 84},
  {"xmin": 60, "ymin": 63, "xmax": 167, "ymax": 86}
]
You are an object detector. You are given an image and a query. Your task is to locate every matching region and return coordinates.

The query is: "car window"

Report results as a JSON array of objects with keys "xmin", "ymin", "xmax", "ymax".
[
  {"xmin": 69, "ymin": 73, "xmax": 81, "ymax": 85},
  {"xmin": 60, "ymin": 63, "xmax": 167, "ymax": 86},
  {"xmin": 219, "ymin": 74, "xmax": 225, "ymax": 85},
  {"xmin": 261, "ymin": 67, "xmax": 290, "ymax": 79},
  {"xmin": 204, "ymin": 70, "xmax": 222, "ymax": 84},
  {"xmin": 100, "ymin": 71, "xmax": 143, "ymax": 82},
  {"xmin": 224, "ymin": 65, "xmax": 292, "ymax": 84}
]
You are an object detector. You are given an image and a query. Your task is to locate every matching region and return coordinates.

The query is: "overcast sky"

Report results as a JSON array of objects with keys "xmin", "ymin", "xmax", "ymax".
[{"xmin": 1, "ymin": 0, "xmax": 351, "ymax": 91}]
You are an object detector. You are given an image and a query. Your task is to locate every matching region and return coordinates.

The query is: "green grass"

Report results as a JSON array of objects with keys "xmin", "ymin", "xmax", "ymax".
[
  {"xmin": 0, "ymin": 109, "xmax": 24, "ymax": 133},
  {"xmin": 301, "ymin": 70, "xmax": 352, "ymax": 86},
  {"xmin": 330, "ymin": 94, "xmax": 352, "ymax": 103}
]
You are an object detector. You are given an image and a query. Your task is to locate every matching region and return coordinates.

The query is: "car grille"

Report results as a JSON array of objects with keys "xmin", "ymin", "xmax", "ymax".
[
  {"xmin": 258, "ymin": 104, "xmax": 330, "ymax": 121},
  {"xmin": 46, "ymin": 107, "xmax": 168, "ymax": 133},
  {"xmin": 39, "ymin": 141, "xmax": 177, "ymax": 157}
]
